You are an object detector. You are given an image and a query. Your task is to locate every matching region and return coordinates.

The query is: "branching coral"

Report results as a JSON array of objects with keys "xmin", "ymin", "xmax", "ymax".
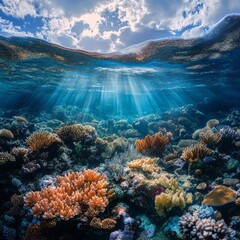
[
  {"xmin": 24, "ymin": 170, "xmax": 109, "ymax": 220},
  {"xmin": 128, "ymin": 157, "xmax": 160, "ymax": 173},
  {"xmin": 57, "ymin": 124, "xmax": 97, "ymax": 143},
  {"xmin": 0, "ymin": 152, "xmax": 16, "ymax": 165},
  {"xmin": 0, "ymin": 129, "xmax": 14, "ymax": 139},
  {"xmin": 181, "ymin": 143, "xmax": 212, "ymax": 163},
  {"xmin": 136, "ymin": 133, "xmax": 170, "ymax": 155},
  {"xmin": 26, "ymin": 131, "xmax": 61, "ymax": 152},
  {"xmin": 179, "ymin": 210, "xmax": 235, "ymax": 239}
]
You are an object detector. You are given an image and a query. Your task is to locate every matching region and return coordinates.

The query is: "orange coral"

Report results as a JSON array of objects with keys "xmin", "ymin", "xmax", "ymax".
[
  {"xmin": 26, "ymin": 131, "xmax": 61, "ymax": 152},
  {"xmin": 136, "ymin": 134, "xmax": 170, "ymax": 155},
  {"xmin": 181, "ymin": 143, "xmax": 212, "ymax": 163},
  {"xmin": 24, "ymin": 169, "xmax": 108, "ymax": 220}
]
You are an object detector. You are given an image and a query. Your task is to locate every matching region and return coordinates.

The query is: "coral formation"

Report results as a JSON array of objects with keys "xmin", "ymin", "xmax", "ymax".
[
  {"xmin": 128, "ymin": 157, "xmax": 160, "ymax": 173},
  {"xmin": 26, "ymin": 131, "xmax": 61, "ymax": 152},
  {"xmin": 202, "ymin": 185, "xmax": 238, "ymax": 206},
  {"xmin": 153, "ymin": 174, "xmax": 192, "ymax": 216},
  {"xmin": 136, "ymin": 133, "xmax": 170, "ymax": 155},
  {"xmin": 0, "ymin": 152, "xmax": 16, "ymax": 165},
  {"xmin": 179, "ymin": 212, "xmax": 233, "ymax": 239},
  {"xmin": 181, "ymin": 143, "xmax": 212, "ymax": 163},
  {"xmin": 24, "ymin": 169, "xmax": 109, "ymax": 220},
  {"xmin": 90, "ymin": 217, "xmax": 116, "ymax": 229},
  {"xmin": 57, "ymin": 124, "xmax": 97, "ymax": 143},
  {"xmin": 199, "ymin": 130, "xmax": 222, "ymax": 145},
  {"xmin": 0, "ymin": 129, "xmax": 14, "ymax": 139}
]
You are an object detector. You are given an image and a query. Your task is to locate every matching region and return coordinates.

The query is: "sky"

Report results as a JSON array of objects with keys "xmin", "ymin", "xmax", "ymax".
[{"xmin": 0, "ymin": 0, "xmax": 240, "ymax": 52}]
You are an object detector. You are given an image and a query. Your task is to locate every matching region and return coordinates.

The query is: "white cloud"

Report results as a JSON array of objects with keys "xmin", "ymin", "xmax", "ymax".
[
  {"xmin": 0, "ymin": 0, "xmax": 38, "ymax": 18},
  {"xmin": 0, "ymin": 0, "xmax": 240, "ymax": 51}
]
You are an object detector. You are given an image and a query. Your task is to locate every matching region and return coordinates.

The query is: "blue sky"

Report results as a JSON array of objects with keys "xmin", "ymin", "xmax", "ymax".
[{"xmin": 0, "ymin": 0, "xmax": 240, "ymax": 52}]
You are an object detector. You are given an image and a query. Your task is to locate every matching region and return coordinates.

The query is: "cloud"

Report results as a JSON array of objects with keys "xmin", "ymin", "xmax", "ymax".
[
  {"xmin": 0, "ymin": 0, "xmax": 38, "ymax": 18},
  {"xmin": 0, "ymin": 0, "xmax": 240, "ymax": 52}
]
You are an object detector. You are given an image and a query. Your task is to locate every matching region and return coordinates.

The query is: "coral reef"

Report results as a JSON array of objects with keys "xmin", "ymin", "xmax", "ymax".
[{"xmin": 24, "ymin": 169, "xmax": 109, "ymax": 220}]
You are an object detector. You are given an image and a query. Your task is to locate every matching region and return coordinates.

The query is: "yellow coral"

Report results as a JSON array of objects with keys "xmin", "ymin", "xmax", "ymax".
[
  {"xmin": 152, "ymin": 173, "xmax": 191, "ymax": 216},
  {"xmin": 0, "ymin": 129, "xmax": 14, "ymax": 139},
  {"xmin": 24, "ymin": 170, "xmax": 109, "ymax": 220},
  {"xmin": 57, "ymin": 124, "xmax": 96, "ymax": 142},
  {"xmin": 181, "ymin": 143, "xmax": 212, "ymax": 163},
  {"xmin": 128, "ymin": 157, "xmax": 160, "ymax": 173},
  {"xmin": 26, "ymin": 131, "xmax": 60, "ymax": 152},
  {"xmin": 202, "ymin": 185, "xmax": 237, "ymax": 206}
]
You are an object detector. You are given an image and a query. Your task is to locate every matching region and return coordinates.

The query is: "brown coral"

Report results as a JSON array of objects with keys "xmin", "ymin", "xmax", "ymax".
[
  {"xmin": 0, "ymin": 152, "xmax": 16, "ymax": 165},
  {"xmin": 24, "ymin": 169, "xmax": 109, "ymax": 220},
  {"xmin": 199, "ymin": 130, "xmax": 222, "ymax": 145},
  {"xmin": 202, "ymin": 185, "xmax": 238, "ymax": 206},
  {"xmin": 128, "ymin": 157, "xmax": 160, "ymax": 173},
  {"xmin": 11, "ymin": 147, "xmax": 28, "ymax": 158},
  {"xmin": 90, "ymin": 217, "xmax": 116, "ymax": 229},
  {"xmin": 25, "ymin": 224, "xmax": 46, "ymax": 240},
  {"xmin": 136, "ymin": 134, "xmax": 170, "ymax": 155},
  {"xmin": 26, "ymin": 131, "xmax": 61, "ymax": 152},
  {"xmin": 0, "ymin": 129, "xmax": 14, "ymax": 139},
  {"xmin": 57, "ymin": 124, "xmax": 96, "ymax": 142},
  {"xmin": 181, "ymin": 143, "xmax": 212, "ymax": 163}
]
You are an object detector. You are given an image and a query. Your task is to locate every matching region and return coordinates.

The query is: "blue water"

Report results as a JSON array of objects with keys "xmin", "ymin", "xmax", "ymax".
[{"xmin": 1, "ymin": 14, "xmax": 240, "ymax": 117}]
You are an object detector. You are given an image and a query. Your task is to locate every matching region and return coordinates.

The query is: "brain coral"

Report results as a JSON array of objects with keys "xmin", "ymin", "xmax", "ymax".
[
  {"xmin": 57, "ymin": 124, "xmax": 97, "ymax": 143},
  {"xmin": 0, "ymin": 129, "xmax": 14, "ymax": 139},
  {"xmin": 24, "ymin": 169, "xmax": 109, "ymax": 220}
]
